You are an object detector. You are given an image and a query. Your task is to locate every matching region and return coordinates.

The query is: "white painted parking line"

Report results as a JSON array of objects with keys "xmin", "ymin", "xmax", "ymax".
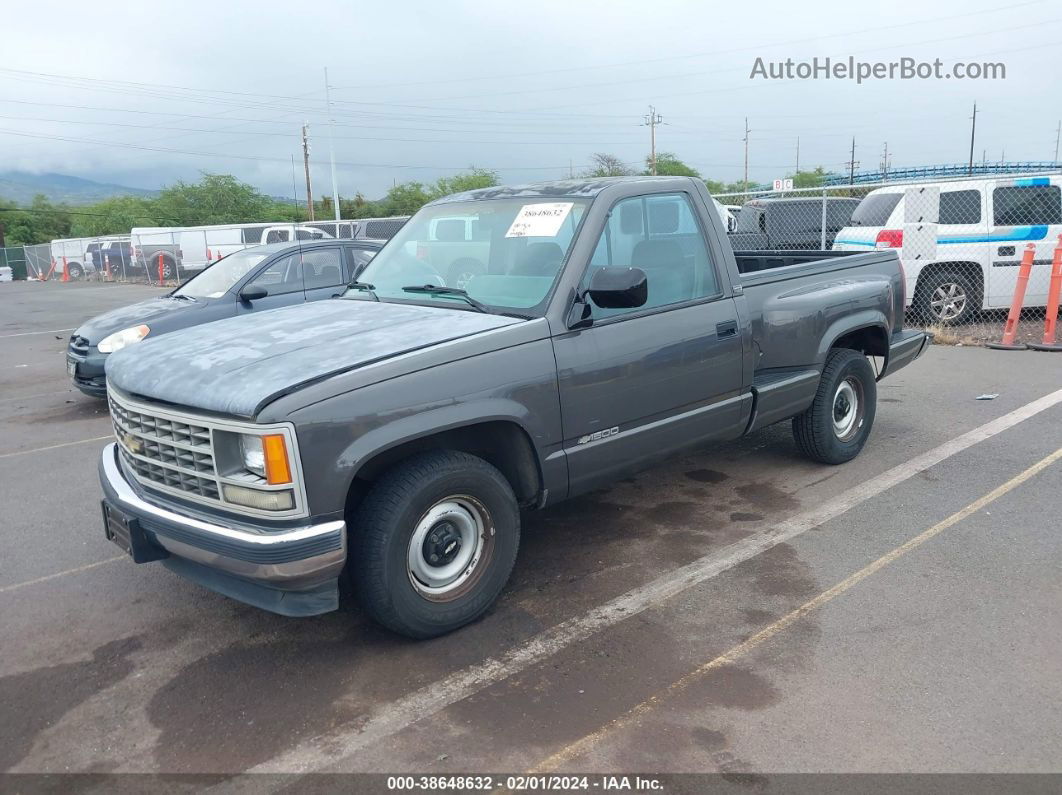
[
  {"xmin": 0, "ymin": 556, "xmax": 125, "ymax": 594},
  {"xmin": 531, "ymin": 445, "xmax": 1062, "ymax": 772},
  {"xmin": 0, "ymin": 435, "xmax": 112, "ymax": 459},
  {"xmin": 249, "ymin": 387, "xmax": 1062, "ymax": 774},
  {"xmin": 0, "ymin": 328, "xmax": 74, "ymax": 339}
]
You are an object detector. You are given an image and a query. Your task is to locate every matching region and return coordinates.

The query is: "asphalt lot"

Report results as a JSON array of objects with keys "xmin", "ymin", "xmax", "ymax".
[{"xmin": 2, "ymin": 280, "xmax": 1061, "ymax": 778}]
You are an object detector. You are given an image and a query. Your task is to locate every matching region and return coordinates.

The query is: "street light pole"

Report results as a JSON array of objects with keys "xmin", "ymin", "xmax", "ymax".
[{"xmin": 324, "ymin": 67, "xmax": 341, "ymax": 222}]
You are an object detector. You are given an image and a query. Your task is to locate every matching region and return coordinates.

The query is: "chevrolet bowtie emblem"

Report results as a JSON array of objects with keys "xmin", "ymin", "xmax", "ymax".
[{"xmin": 122, "ymin": 432, "xmax": 142, "ymax": 454}]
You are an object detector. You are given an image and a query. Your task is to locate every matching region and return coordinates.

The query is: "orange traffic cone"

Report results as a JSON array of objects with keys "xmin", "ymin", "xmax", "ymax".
[
  {"xmin": 61, "ymin": 256, "xmax": 70, "ymax": 283},
  {"xmin": 44, "ymin": 258, "xmax": 57, "ymax": 281},
  {"xmin": 1028, "ymin": 235, "xmax": 1062, "ymax": 352},
  {"xmin": 986, "ymin": 243, "xmax": 1035, "ymax": 350},
  {"xmin": 157, "ymin": 253, "xmax": 165, "ymax": 283},
  {"xmin": 104, "ymin": 254, "xmax": 113, "ymax": 281}
]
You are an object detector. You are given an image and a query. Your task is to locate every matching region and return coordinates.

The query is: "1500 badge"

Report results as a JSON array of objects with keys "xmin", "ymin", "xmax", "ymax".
[{"xmin": 577, "ymin": 426, "xmax": 620, "ymax": 445}]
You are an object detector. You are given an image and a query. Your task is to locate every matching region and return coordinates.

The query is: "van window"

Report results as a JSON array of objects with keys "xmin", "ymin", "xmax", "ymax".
[
  {"xmin": 993, "ymin": 185, "xmax": 1062, "ymax": 226},
  {"xmin": 850, "ymin": 193, "xmax": 902, "ymax": 226},
  {"xmin": 939, "ymin": 190, "xmax": 981, "ymax": 224},
  {"xmin": 266, "ymin": 229, "xmax": 290, "ymax": 243}
]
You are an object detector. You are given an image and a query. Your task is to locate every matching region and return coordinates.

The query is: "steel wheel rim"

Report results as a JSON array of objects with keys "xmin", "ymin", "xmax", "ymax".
[
  {"xmin": 407, "ymin": 495, "xmax": 493, "ymax": 602},
  {"xmin": 832, "ymin": 377, "xmax": 863, "ymax": 442},
  {"xmin": 930, "ymin": 282, "xmax": 966, "ymax": 321}
]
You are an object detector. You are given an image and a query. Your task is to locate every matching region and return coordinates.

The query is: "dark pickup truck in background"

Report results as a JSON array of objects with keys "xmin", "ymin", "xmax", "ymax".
[
  {"xmin": 729, "ymin": 196, "xmax": 860, "ymax": 250},
  {"xmin": 97, "ymin": 176, "xmax": 928, "ymax": 638}
]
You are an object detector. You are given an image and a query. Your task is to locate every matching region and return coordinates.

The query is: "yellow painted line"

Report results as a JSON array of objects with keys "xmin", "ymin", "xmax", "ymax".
[
  {"xmin": 0, "ymin": 435, "xmax": 112, "ymax": 459},
  {"xmin": 529, "ymin": 445, "xmax": 1062, "ymax": 773},
  {"xmin": 0, "ymin": 555, "xmax": 126, "ymax": 594}
]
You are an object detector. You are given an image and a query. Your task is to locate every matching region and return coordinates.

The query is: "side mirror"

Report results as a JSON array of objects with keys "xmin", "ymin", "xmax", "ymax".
[
  {"xmin": 239, "ymin": 284, "xmax": 268, "ymax": 302},
  {"xmin": 587, "ymin": 267, "xmax": 647, "ymax": 309}
]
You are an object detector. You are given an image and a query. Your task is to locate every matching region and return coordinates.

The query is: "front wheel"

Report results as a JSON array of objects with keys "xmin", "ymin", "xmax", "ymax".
[
  {"xmin": 792, "ymin": 348, "xmax": 877, "ymax": 465},
  {"xmin": 913, "ymin": 269, "xmax": 980, "ymax": 326},
  {"xmin": 66, "ymin": 263, "xmax": 84, "ymax": 280},
  {"xmin": 351, "ymin": 450, "xmax": 520, "ymax": 638}
]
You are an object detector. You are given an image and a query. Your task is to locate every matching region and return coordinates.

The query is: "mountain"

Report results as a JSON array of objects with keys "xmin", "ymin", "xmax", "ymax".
[{"xmin": 0, "ymin": 171, "xmax": 158, "ymax": 205}]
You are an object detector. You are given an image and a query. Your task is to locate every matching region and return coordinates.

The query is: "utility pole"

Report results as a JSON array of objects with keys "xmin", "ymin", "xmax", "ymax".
[
  {"xmin": 795, "ymin": 136, "xmax": 800, "ymax": 174},
  {"xmin": 644, "ymin": 106, "xmax": 663, "ymax": 175},
  {"xmin": 880, "ymin": 141, "xmax": 891, "ymax": 182},
  {"xmin": 1054, "ymin": 120, "xmax": 1060, "ymax": 163},
  {"xmin": 324, "ymin": 67, "xmax": 341, "ymax": 222},
  {"xmin": 301, "ymin": 123, "xmax": 315, "ymax": 222},
  {"xmin": 846, "ymin": 137, "xmax": 858, "ymax": 185},
  {"xmin": 967, "ymin": 101, "xmax": 977, "ymax": 176},
  {"xmin": 742, "ymin": 117, "xmax": 751, "ymax": 192}
]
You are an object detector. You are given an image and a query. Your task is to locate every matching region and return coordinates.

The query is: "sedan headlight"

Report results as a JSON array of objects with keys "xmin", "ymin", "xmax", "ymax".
[{"xmin": 98, "ymin": 324, "xmax": 150, "ymax": 353}]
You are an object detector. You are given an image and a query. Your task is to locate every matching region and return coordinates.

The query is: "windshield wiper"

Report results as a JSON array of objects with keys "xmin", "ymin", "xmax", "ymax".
[
  {"xmin": 168, "ymin": 293, "xmax": 196, "ymax": 301},
  {"xmin": 400, "ymin": 284, "xmax": 490, "ymax": 313},
  {"xmin": 346, "ymin": 280, "xmax": 379, "ymax": 301}
]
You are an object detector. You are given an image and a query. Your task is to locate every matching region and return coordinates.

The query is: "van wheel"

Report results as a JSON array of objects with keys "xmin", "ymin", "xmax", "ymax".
[
  {"xmin": 351, "ymin": 451, "xmax": 520, "ymax": 638},
  {"xmin": 914, "ymin": 269, "xmax": 980, "ymax": 325},
  {"xmin": 66, "ymin": 263, "xmax": 84, "ymax": 280},
  {"xmin": 793, "ymin": 348, "xmax": 877, "ymax": 465}
]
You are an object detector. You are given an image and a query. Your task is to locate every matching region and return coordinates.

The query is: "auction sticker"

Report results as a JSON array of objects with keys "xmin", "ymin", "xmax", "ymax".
[{"xmin": 505, "ymin": 202, "xmax": 574, "ymax": 238}]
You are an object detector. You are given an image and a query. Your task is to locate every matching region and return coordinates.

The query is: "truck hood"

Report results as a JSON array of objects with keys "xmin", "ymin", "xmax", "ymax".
[
  {"xmin": 75, "ymin": 295, "xmax": 206, "ymax": 343},
  {"xmin": 105, "ymin": 299, "xmax": 522, "ymax": 417}
]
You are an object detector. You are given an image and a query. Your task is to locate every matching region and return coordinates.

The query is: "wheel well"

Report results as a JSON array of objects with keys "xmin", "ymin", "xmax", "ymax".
[
  {"xmin": 914, "ymin": 261, "xmax": 984, "ymax": 295},
  {"xmin": 831, "ymin": 325, "xmax": 888, "ymax": 358},
  {"xmin": 345, "ymin": 421, "xmax": 543, "ymax": 515}
]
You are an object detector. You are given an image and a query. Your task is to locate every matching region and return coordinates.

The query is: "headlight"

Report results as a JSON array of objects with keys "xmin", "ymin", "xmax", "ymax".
[
  {"xmin": 239, "ymin": 433, "xmax": 292, "ymax": 485},
  {"xmin": 98, "ymin": 324, "xmax": 150, "ymax": 353}
]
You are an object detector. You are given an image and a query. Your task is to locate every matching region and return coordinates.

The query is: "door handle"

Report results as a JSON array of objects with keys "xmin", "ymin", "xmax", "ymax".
[{"xmin": 716, "ymin": 320, "xmax": 738, "ymax": 338}]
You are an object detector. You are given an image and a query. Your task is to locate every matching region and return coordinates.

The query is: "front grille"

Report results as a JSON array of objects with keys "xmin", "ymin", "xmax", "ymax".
[
  {"xmin": 109, "ymin": 393, "xmax": 221, "ymax": 502},
  {"xmin": 69, "ymin": 335, "xmax": 89, "ymax": 356},
  {"xmin": 106, "ymin": 389, "xmax": 308, "ymax": 519}
]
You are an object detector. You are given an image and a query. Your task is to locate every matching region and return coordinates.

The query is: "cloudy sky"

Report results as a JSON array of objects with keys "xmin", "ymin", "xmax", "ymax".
[{"xmin": 2, "ymin": 0, "xmax": 1059, "ymax": 199}]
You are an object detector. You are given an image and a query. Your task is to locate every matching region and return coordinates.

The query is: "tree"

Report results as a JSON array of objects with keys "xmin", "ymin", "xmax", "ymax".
[
  {"xmin": 582, "ymin": 153, "xmax": 635, "ymax": 178},
  {"xmin": 380, "ymin": 181, "xmax": 433, "ymax": 216},
  {"xmin": 153, "ymin": 173, "xmax": 279, "ymax": 226},
  {"xmin": 645, "ymin": 152, "xmax": 700, "ymax": 178},
  {"xmin": 429, "ymin": 168, "xmax": 498, "ymax": 199},
  {"xmin": 791, "ymin": 167, "xmax": 829, "ymax": 188},
  {"xmin": 70, "ymin": 195, "xmax": 157, "ymax": 237}
]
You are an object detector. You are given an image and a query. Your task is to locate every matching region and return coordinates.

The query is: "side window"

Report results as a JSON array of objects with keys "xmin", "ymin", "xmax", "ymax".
[
  {"xmin": 344, "ymin": 246, "xmax": 376, "ymax": 280},
  {"xmin": 248, "ymin": 252, "xmax": 303, "ymax": 295},
  {"xmin": 302, "ymin": 248, "xmax": 344, "ymax": 289},
  {"xmin": 993, "ymin": 185, "xmax": 1062, "ymax": 226},
  {"xmin": 582, "ymin": 193, "xmax": 719, "ymax": 318},
  {"xmin": 266, "ymin": 229, "xmax": 290, "ymax": 244},
  {"xmin": 939, "ymin": 190, "xmax": 981, "ymax": 224}
]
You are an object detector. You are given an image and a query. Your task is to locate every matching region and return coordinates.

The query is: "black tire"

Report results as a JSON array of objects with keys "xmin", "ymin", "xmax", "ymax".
[
  {"xmin": 792, "ymin": 348, "xmax": 877, "ymax": 465},
  {"xmin": 159, "ymin": 257, "xmax": 179, "ymax": 281},
  {"xmin": 66, "ymin": 263, "xmax": 84, "ymax": 281},
  {"xmin": 446, "ymin": 258, "xmax": 486, "ymax": 290},
  {"xmin": 913, "ymin": 268, "xmax": 981, "ymax": 326},
  {"xmin": 351, "ymin": 450, "xmax": 520, "ymax": 639}
]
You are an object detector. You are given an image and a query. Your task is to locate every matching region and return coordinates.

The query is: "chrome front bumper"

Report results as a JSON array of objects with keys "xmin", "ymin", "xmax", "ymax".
[{"xmin": 99, "ymin": 443, "xmax": 346, "ymax": 615}]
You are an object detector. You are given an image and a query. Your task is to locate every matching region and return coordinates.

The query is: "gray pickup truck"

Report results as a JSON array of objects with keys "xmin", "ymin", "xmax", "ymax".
[{"xmin": 97, "ymin": 176, "xmax": 928, "ymax": 638}]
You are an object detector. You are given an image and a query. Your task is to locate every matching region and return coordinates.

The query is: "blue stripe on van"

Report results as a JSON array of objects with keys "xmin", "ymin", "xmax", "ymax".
[
  {"xmin": 836, "ymin": 226, "xmax": 1049, "ymax": 247},
  {"xmin": 1012, "ymin": 177, "xmax": 1051, "ymax": 187}
]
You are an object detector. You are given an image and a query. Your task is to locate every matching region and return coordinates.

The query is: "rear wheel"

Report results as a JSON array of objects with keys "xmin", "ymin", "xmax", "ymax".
[
  {"xmin": 159, "ymin": 257, "xmax": 179, "ymax": 281},
  {"xmin": 351, "ymin": 450, "xmax": 520, "ymax": 638},
  {"xmin": 66, "ymin": 263, "xmax": 84, "ymax": 280},
  {"xmin": 793, "ymin": 348, "xmax": 877, "ymax": 465},
  {"xmin": 914, "ymin": 268, "xmax": 980, "ymax": 325}
]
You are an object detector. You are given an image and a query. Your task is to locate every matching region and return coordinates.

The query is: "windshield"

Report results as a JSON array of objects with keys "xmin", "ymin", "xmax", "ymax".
[
  {"xmin": 172, "ymin": 249, "xmax": 269, "ymax": 299},
  {"xmin": 349, "ymin": 198, "xmax": 590, "ymax": 314}
]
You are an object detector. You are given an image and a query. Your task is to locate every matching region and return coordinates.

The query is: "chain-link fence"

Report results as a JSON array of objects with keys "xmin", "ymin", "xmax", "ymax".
[
  {"xmin": 716, "ymin": 170, "xmax": 1062, "ymax": 348},
  {"xmin": 9, "ymin": 216, "xmax": 409, "ymax": 289}
]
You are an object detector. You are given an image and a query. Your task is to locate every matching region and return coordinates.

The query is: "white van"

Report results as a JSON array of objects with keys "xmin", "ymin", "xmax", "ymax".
[
  {"xmin": 833, "ymin": 175, "xmax": 1062, "ymax": 324},
  {"xmin": 48, "ymin": 235, "xmax": 129, "ymax": 280}
]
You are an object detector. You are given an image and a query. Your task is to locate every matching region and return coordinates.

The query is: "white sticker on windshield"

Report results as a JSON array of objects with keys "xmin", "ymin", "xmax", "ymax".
[{"xmin": 505, "ymin": 202, "xmax": 574, "ymax": 238}]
